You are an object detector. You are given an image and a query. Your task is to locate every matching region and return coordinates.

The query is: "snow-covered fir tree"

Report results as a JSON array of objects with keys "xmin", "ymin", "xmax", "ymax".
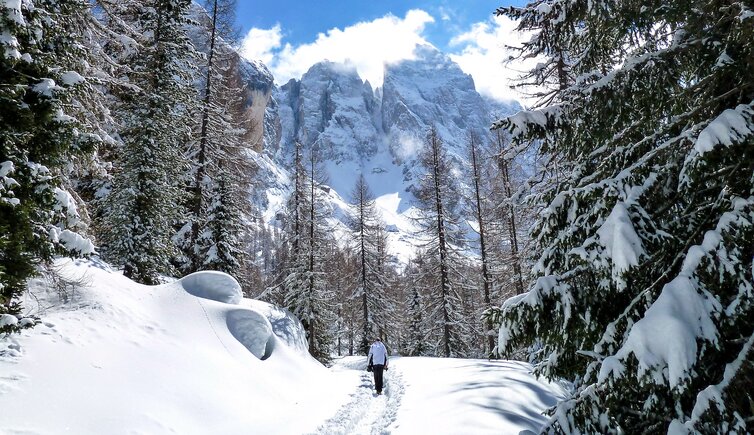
[
  {"xmin": 183, "ymin": 0, "xmax": 250, "ymax": 275},
  {"xmin": 0, "ymin": 0, "xmax": 96, "ymax": 333},
  {"xmin": 412, "ymin": 126, "xmax": 473, "ymax": 358},
  {"xmin": 348, "ymin": 175, "xmax": 393, "ymax": 354},
  {"xmin": 196, "ymin": 166, "xmax": 246, "ymax": 277},
  {"xmin": 189, "ymin": 74, "xmax": 252, "ymax": 278},
  {"xmin": 99, "ymin": 0, "xmax": 197, "ymax": 284},
  {"xmin": 277, "ymin": 143, "xmax": 336, "ymax": 363},
  {"xmin": 401, "ymin": 258, "xmax": 429, "ymax": 356},
  {"xmin": 495, "ymin": 0, "xmax": 754, "ymax": 432}
]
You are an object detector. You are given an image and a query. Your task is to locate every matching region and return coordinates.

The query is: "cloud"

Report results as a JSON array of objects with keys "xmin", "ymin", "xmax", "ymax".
[
  {"xmin": 240, "ymin": 10, "xmax": 434, "ymax": 88},
  {"xmin": 239, "ymin": 24, "xmax": 283, "ymax": 66},
  {"xmin": 448, "ymin": 15, "xmax": 539, "ymax": 107}
]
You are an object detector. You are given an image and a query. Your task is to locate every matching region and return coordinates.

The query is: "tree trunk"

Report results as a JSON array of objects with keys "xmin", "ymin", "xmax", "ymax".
[
  {"xmin": 470, "ymin": 133, "xmax": 494, "ymax": 354},
  {"xmin": 190, "ymin": 0, "xmax": 219, "ymax": 271}
]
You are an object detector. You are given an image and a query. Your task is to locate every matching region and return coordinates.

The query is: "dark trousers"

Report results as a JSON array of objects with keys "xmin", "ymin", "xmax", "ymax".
[{"xmin": 372, "ymin": 365, "xmax": 385, "ymax": 392}]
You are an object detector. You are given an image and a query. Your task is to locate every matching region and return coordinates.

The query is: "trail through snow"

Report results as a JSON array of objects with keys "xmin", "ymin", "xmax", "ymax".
[
  {"xmin": 312, "ymin": 357, "xmax": 403, "ymax": 435},
  {"xmin": 313, "ymin": 356, "xmax": 569, "ymax": 434}
]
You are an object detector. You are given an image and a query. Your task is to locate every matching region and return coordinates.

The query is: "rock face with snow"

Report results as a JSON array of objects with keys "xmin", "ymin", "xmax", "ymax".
[
  {"xmin": 276, "ymin": 61, "xmax": 382, "ymax": 163},
  {"xmin": 264, "ymin": 45, "xmax": 520, "ymax": 202},
  {"xmin": 239, "ymin": 45, "xmax": 521, "ymax": 262},
  {"xmin": 272, "ymin": 45, "xmax": 520, "ymax": 193}
]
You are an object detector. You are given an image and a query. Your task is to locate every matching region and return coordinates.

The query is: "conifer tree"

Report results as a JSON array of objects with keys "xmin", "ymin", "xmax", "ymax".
[
  {"xmin": 0, "ymin": 0, "xmax": 96, "ymax": 333},
  {"xmin": 349, "ymin": 175, "xmax": 392, "ymax": 354},
  {"xmin": 464, "ymin": 131, "xmax": 497, "ymax": 355},
  {"xmin": 184, "ymin": 0, "xmax": 247, "ymax": 274},
  {"xmin": 401, "ymin": 258, "xmax": 429, "ymax": 356},
  {"xmin": 99, "ymin": 0, "xmax": 197, "ymax": 284},
  {"xmin": 190, "ymin": 73, "xmax": 252, "ymax": 277},
  {"xmin": 279, "ymin": 144, "xmax": 336, "ymax": 362},
  {"xmin": 413, "ymin": 126, "xmax": 472, "ymax": 357},
  {"xmin": 495, "ymin": 0, "xmax": 754, "ymax": 432}
]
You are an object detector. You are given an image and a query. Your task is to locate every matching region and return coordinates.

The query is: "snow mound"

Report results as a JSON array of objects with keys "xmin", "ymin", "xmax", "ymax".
[
  {"xmin": 179, "ymin": 271, "xmax": 242, "ymax": 304},
  {"xmin": 244, "ymin": 300, "xmax": 310, "ymax": 356},
  {"xmin": 226, "ymin": 309, "xmax": 275, "ymax": 360}
]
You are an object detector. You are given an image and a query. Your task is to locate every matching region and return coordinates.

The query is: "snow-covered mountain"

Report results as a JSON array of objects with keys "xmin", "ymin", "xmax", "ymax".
[{"xmin": 236, "ymin": 44, "xmax": 521, "ymax": 261}]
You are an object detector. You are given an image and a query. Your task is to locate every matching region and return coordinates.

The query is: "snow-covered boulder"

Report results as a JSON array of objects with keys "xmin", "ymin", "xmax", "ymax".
[
  {"xmin": 226, "ymin": 309, "xmax": 275, "ymax": 360},
  {"xmin": 179, "ymin": 271, "xmax": 242, "ymax": 304}
]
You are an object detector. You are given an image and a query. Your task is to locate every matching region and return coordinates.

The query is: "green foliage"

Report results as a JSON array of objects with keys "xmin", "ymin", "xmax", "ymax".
[
  {"xmin": 0, "ymin": 0, "xmax": 94, "ymax": 332},
  {"xmin": 99, "ymin": 0, "xmax": 197, "ymax": 284},
  {"xmin": 495, "ymin": 0, "xmax": 754, "ymax": 432}
]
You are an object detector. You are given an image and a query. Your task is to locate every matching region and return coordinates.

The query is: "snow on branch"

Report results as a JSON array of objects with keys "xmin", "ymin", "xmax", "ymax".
[
  {"xmin": 596, "ymin": 202, "xmax": 645, "ymax": 290},
  {"xmin": 598, "ymin": 196, "xmax": 754, "ymax": 389}
]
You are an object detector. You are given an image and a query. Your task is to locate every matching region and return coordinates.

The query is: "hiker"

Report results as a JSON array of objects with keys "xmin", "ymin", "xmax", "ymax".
[{"xmin": 367, "ymin": 337, "xmax": 388, "ymax": 395}]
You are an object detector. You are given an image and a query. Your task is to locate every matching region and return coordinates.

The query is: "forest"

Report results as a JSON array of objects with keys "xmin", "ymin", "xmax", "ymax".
[{"xmin": 1, "ymin": 0, "xmax": 752, "ymax": 433}]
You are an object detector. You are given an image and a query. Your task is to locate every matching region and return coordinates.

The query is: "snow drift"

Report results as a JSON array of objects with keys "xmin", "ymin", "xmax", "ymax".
[{"xmin": 0, "ymin": 259, "xmax": 355, "ymax": 434}]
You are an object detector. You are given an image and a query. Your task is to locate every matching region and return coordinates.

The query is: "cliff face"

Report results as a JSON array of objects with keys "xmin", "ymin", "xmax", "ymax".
[{"xmin": 268, "ymin": 44, "xmax": 520, "ymax": 202}]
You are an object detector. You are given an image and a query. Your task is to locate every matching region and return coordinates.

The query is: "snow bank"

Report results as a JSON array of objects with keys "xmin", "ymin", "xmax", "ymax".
[
  {"xmin": 0, "ymin": 259, "xmax": 355, "ymax": 434},
  {"xmin": 384, "ymin": 357, "xmax": 568, "ymax": 434},
  {"xmin": 179, "ymin": 270, "xmax": 242, "ymax": 304},
  {"xmin": 226, "ymin": 309, "xmax": 274, "ymax": 360},
  {"xmin": 243, "ymin": 299, "xmax": 310, "ymax": 357}
]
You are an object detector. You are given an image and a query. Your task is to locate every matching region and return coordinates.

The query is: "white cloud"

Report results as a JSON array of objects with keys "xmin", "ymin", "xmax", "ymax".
[
  {"xmin": 239, "ymin": 24, "xmax": 283, "ymax": 66},
  {"xmin": 239, "ymin": 10, "xmax": 434, "ymax": 87},
  {"xmin": 448, "ymin": 15, "xmax": 539, "ymax": 108}
]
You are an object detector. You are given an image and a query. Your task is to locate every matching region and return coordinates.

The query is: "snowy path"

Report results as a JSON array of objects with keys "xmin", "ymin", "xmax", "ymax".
[
  {"xmin": 310, "ymin": 358, "xmax": 403, "ymax": 435},
  {"xmin": 312, "ymin": 356, "xmax": 569, "ymax": 435}
]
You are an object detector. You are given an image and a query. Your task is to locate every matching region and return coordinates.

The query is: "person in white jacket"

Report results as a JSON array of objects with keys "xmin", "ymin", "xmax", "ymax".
[{"xmin": 367, "ymin": 338, "xmax": 389, "ymax": 395}]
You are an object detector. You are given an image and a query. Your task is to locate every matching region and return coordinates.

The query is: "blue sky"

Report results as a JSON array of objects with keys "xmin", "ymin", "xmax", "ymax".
[
  {"xmin": 236, "ymin": 1, "xmax": 523, "ymax": 51},
  {"xmin": 236, "ymin": 1, "xmax": 534, "ymax": 104}
]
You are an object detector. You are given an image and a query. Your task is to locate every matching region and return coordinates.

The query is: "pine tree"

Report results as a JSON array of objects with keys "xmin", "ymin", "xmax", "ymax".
[
  {"xmin": 184, "ymin": 0, "xmax": 248, "ymax": 274},
  {"xmin": 99, "ymin": 0, "xmax": 197, "ymax": 284},
  {"xmin": 0, "ymin": 0, "xmax": 96, "ymax": 333},
  {"xmin": 413, "ymin": 126, "xmax": 472, "ymax": 358},
  {"xmin": 278, "ymin": 144, "xmax": 336, "ymax": 363},
  {"xmin": 401, "ymin": 259, "xmax": 429, "ymax": 357},
  {"xmin": 349, "ymin": 175, "xmax": 392, "ymax": 354},
  {"xmin": 495, "ymin": 0, "xmax": 754, "ymax": 432}
]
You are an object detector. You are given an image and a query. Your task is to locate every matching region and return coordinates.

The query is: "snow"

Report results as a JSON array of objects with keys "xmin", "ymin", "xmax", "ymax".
[
  {"xmin": 180, "ymin": 270, "xmax": 243, "ymax": 304},
  {"xmin": 54, "ymin": 228, "xmax": 96, "ymax": 255},
  {"xmin": 0, "ymin": 30, "xmax": 21, "ymax": 60},
  {"xmin": 693, "ymin": 103, "xmax": 754, "ymax": 155},
  {"xmin": 0, "ymin": 160, "xmax": 13, "ymax": 177},
  {"xmin": 60, "ymin": 70, "xmax": 85, "ymax": 86},
  {"xmin": 316, "ymin": 357, "xmax": 567, "ymax": 435},
  {"xmin": 1, "ymin": 259, "xmax": 566, "ymax": 434},
  {"xmin": 596, "ymin": 202, "xmax": 644, "ymax": 287},
  {"xmin": 32, "ymin": 78, "xmax": 58, "ymax": 97},
  {"xmin": 226, "ymin": 309, "xmax": 274, "ymax": 359},
  {"xmin": 2, "ymin": 0, "xmax": 24, "ymax": 25},
  {"xmin": 0, "ymin": 259, "xmax": 355, "ymax": 434},
  {"xmin": 0, "ymin": 314, "xmax": 19, "ymax": 328},
  {"xmin": 382, "ymin": 357, "xmax": 566, "ymax": 434}
]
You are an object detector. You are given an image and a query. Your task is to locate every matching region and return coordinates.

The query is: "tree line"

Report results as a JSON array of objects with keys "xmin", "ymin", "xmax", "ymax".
[{"xmin": 257, "ymin": 127, "xmax": 531, "ymax": 363}]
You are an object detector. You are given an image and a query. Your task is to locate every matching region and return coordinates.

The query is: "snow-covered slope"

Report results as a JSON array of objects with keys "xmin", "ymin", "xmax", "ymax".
[{"xmin": 0, "ymin": 259, "xmax": 355, "ymax": 434}]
